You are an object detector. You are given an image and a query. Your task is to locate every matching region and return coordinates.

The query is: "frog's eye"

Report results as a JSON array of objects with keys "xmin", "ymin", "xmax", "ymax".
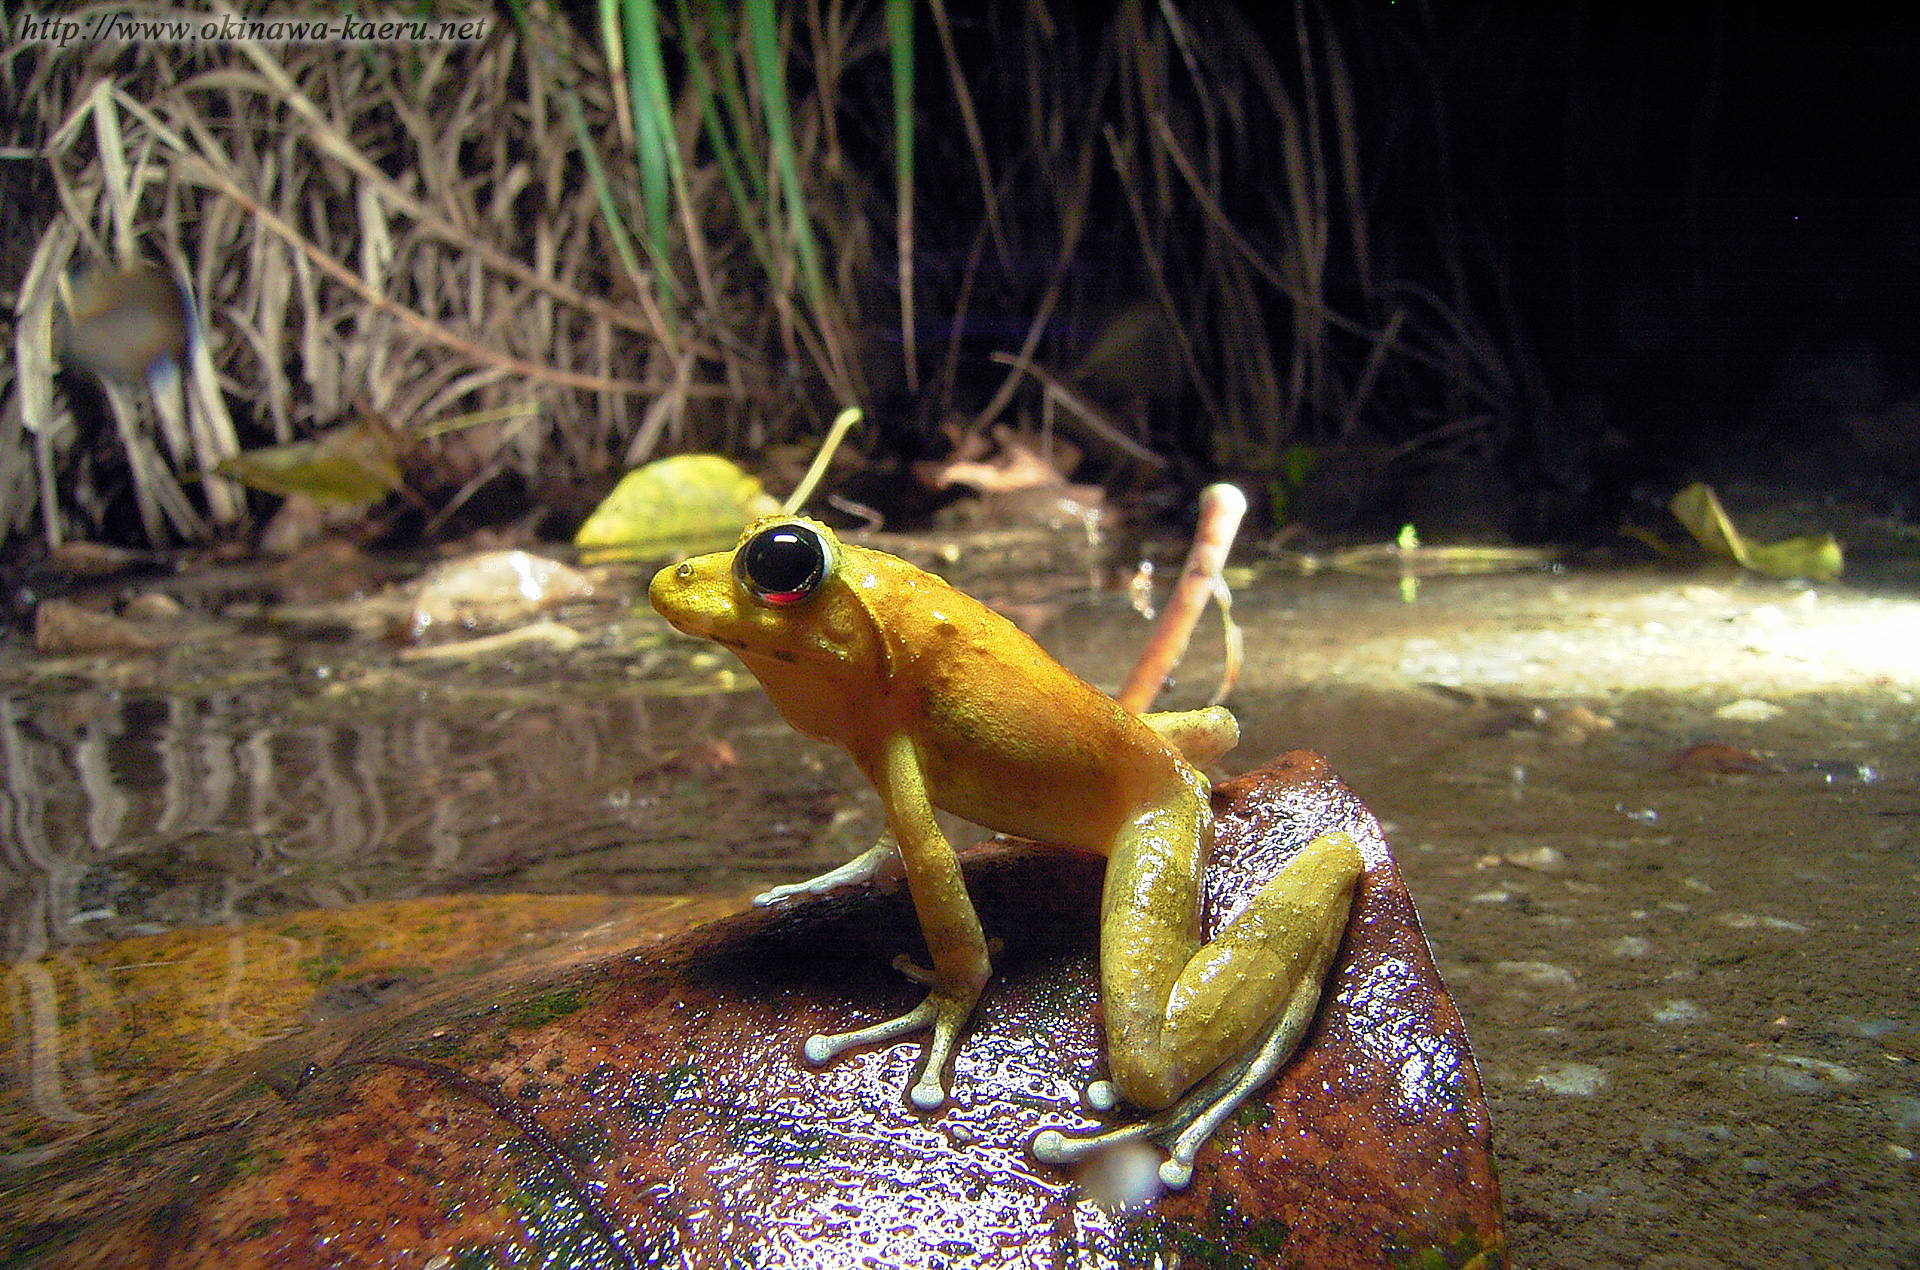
[{"xmin": 735, "ymin": 522, "xmax": 832, "ymax": 606}]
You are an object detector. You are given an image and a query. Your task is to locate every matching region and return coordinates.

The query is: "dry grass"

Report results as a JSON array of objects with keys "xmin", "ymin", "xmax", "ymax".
[
  {"xmin": 2, "ymin": 0, "xmax": 1519, "ymax": 549},
  {"xmin": 4, "ymin": 1, "xmax": 798, "ymax": 547},
  {"xmin": 900, "ymin": 0, "xmax": 1523, "ymax": 496}
]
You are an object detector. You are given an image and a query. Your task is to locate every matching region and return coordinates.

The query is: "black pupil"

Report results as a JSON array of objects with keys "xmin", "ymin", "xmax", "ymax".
[{"xmin": 740, "ymin": 526, "xmax": 824, "ymax": 599}]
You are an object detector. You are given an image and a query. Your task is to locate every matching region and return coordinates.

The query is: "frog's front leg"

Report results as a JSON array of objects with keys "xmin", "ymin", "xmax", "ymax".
[
  {"xmin": 754, "ymin": 833, "xmax": 903, "ymax": 906},
  {"xmin": 1033, "ymin": 771, "xmax": 1363, "ymax": 1188},
  {"xmin": 799, "ymin": 733, "xmax": 991, "ymax": 1111}
]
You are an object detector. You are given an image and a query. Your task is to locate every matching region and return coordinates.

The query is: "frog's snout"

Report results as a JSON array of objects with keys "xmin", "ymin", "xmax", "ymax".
[
  {"xmin": 650, "ymin": 556, "xmax": 726, "ymax": 637},
  {"xmin": 648, "ymin": 562, "xmax": 689, "ymax": 622}
]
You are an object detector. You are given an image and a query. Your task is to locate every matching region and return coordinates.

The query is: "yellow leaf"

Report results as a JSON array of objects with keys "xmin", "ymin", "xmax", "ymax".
[
  {"xmin": 214, "ymin": 415, "xmax": 408, "ymax": 504},
  {"xmin": 574, "ymin": 454, "xmax": 780, "ymax": 558},
  {"xmin": 1668, "ymin": 482, "xmax": 1842, "ymax": 581}
]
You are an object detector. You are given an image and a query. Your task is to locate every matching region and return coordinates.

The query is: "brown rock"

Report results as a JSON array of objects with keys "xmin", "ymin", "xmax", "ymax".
[
  {"xmin": 6, "ymin": 752, "xmax": 1502, "ymax": 1269},
  {"xmin": 33, "ymin": 598, "xmax": 174, "ymax": 654}
]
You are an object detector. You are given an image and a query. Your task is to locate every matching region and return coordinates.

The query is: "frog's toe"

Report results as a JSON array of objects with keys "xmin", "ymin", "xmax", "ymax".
[
  {"xmin": 907, "ymin": 990, "xmax": 976, "ymax": 1110},
  {"xmin": 800, "ymin": 983, "xmax": 976, "ymax": 1113},
  {"xmin": 908, "ymin": 1067, "xmax": 948, "ymax": 1110},
  {"xmin": 1030, "ymin": 1116, "xmax": 1156, "ymax": 1169},
  {"xmin": 891, "ymin": 953, "xmax": 933, "ymax": 985},
  {"xmin": 1031, "ymin": 1115, "xmax": 1191, "ymax": 1189},
  {"xmin": 801, "ymin": 995, "xmax": 940, "ymax": 1067},
  {"xmin": 755, "ymin": 840, "xmax": 900, "ymax": 906},
  {"xmin": 1030, "ymin": 1127, "xmax": 1072, "ymax": 1160}
]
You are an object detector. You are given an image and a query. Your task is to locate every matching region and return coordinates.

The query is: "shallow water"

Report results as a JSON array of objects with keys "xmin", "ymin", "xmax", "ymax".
[{"xmin": 2, "ymin": 548, "xmax": 1917, "ymax": 1266}]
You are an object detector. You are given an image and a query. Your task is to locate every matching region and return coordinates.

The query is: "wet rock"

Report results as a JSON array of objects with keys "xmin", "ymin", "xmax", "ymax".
[
  {"xmin": 33, "ymin": 598, "xmax": 176, "ymax": 654},
  {"xmin": 407, "ymin": 549, "xmax": 595, "ymax": 638},
  {"xmin": 44, "ymin": 541, "xmax": 154, "ymax": 578},
  {"xmin": 3, "ymin": 752, "xmax": 1503, "ymax": 1269},
  {"xmin": 1670, "ymin": 741, "xmax": 1769, "ymax": 774}
]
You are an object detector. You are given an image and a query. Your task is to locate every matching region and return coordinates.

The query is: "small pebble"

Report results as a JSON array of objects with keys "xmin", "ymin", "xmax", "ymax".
[
  {"xmin": 1609, "ymin": 936, "xmax": 1653, "ymax": 957},
  {"xmin": 1671, "ymin": 741, "xmax": 1766, "ymax": 774},
  {"xmin": 1881, "ymin": 1095, "xmax": 1920, "ymax": 1129},
  {"xmin": 1716, "ymin": 912, "xmax": 1809, "ymax": 933},
  {"xmin": 1531, "ymin": 1063, "xmax": 1608, "ymax": 1096},
  {"xmin": 1650, "ymin": 999, "xmax": 1706, "ymax": 1024},
  {"xmin": 1715, "ymin": 698, "xmax": 1784, "ymax": 722},
  {"xmin": 1837, "ymin": 1017, "xmax": 1906, "ymax": 1040},
  {"xmin": 1641, "ymin": 1123, "xmax": 1729, "ymax": 1164},
  {"xmin": 123, "ymin": 591, "xmax": 184, "ymax": 620},
  {"xmin": 1505, "ymin": 846, "xmax": 1566, "ymax": 872},
  {"xmin": 1495, "ymin": 960, "xmax": 1578, "ymax": 990},
  {"xmin": 1754, "ymin": 1056, "xmax": 1860, "ymax": 1094}
]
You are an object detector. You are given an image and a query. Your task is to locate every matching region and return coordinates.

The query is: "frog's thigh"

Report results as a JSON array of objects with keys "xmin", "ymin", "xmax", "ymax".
[
  {"xmin": 1139, "ymin": 706, "xmax": 1238, "ymax": 767},
  {"xmin": 1103, "ymin": 821, "xmax": 1362, "ymax": 1111}
]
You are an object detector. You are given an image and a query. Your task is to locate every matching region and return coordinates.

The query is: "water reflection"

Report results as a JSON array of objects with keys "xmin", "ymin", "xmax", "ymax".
[{"xmin": 0, "ymin": 688, "xmax": 747, "ymax": 963}]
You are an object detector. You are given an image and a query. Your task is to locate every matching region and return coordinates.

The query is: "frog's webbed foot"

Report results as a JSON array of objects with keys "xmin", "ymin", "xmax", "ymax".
[
  {"xmin": 1032, "ymin": 990, "xmax": 1311, "ymax": 1189},
  {"xmin": 1041, "ymin": 826, "xmax": 1362, "ymax": 1189},
  {"xmin": 802, "ymin": 954, "xmax": 977, "ymax": 1111},
  {"xmin": 754, "ymin": 837, "xmax": 903, "ymax": 907}
]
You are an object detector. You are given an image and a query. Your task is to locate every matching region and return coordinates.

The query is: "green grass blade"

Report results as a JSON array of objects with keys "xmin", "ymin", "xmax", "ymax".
[
  {"xmin": 888, "ymin": 0, "xmax": 917, "ymax": 392},
  {"xmin": 744, "ymin": 0, "xmax": 833, "ymax": 375},
  {"xmin": 617, "ymin": 0, "xmax": 680, "ymax": 305},
  {"xmin": 681, "ymin": 0, "xmax": 774, "ymax": 272}
]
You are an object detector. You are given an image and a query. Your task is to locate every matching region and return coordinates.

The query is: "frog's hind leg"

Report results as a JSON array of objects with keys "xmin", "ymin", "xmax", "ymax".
[
  {"xmin": 1034, "ymin": 786, "xmax": 1362, "ymax": 1188},
  {"xmin": 1033, "ymin": 858, "xmax": 1351, "ymax": 1187}
]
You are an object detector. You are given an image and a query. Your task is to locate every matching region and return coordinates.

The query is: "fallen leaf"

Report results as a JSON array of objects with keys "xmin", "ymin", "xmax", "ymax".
[
  {"xmin": 1669, "ymin": 482, "xmax": 1843, "ymax": 580},
  {"xmin": 574, "ymin": 454, "xmax": 781, "ymax": 559},
  {"xmin": 214, "ymin": 414, "xmax": 412, "ymax": 505}
]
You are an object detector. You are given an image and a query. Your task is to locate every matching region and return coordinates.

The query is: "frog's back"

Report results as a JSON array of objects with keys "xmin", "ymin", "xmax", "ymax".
[{"xmin": 855, "ymin": 548, "xmax": 1192, "ymax": 852}]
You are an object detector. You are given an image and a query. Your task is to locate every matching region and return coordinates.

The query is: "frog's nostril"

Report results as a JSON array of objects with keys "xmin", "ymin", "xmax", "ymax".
[{"xmin": 677, "ymin": 562, "xmax": 694, "ymax": 578}]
